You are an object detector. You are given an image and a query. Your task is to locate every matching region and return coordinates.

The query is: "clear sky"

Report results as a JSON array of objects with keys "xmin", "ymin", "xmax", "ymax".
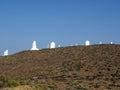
[{"xmin": 0, "ymin": 0, "xmax": 120, "ymax": 54}]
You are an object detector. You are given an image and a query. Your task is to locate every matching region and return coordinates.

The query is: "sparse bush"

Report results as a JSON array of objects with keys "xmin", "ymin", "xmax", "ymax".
[
  {"xmin": 110, "ymin": 78, "xmax": 116, "ymax": 83},
  {"xmin": 0, "ymin": 75, "xmax": 19, "ymax": 88},
  {"xmin": 75, "ymin": 85, "xmax": 87, "ymax": 90},
  {"xmin": 94, "ymin": 83, "xmax": 100, "ymax": 88},
  {"xmin": 96, "ymin": 72, "xmax": 104, "ymax": 77},
  {"xmin": 48, "ymin": 84, "xmax": 57, "ymax": 90},
  {"xmin": 61, "ymin": 61, "xmax": 74, "ymax": 72},
  {"xmin": 111, "ymin": 74, "xmax": 117, "ymax": 78},
  {"xmin": 74, "ymin": 62, "xmax": 82, "ymax": 71},
  {"xmin": 107, "ymin": 87, "xmax": 112, "ymax": 90}
]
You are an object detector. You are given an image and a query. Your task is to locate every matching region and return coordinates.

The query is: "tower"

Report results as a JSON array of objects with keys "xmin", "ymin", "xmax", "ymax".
[
  {"xmin": 31, "ymin": 40, "xmax": 39, "ymax": 50},
  {"xmin": 50, "ymin": 41, "xmax": 56, "ymax": 48},
  {"xmin": 4, "ymin": 50, "xmax": 8, "ymax": 56}
]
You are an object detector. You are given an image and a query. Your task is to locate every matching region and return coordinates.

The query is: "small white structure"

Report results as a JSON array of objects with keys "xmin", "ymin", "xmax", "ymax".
[
  {"xmin": 75, "ymin": 43, "xmax": 78, "ymax": 46},
  {"xmin": 50, "ymin": 41, "xmax": 56, "ymax": 48},
  {"xmin": 31, "ymin": 40, "xmax": 39, "ymax": 50},
  {"xmin": 99, "ymin": 41, "xmax": 103, "ymax": 44},
  {"xmin": 110, "ymin": 42, "xmax": 113, "ymax": 44},
  {"xmin": 4, "ymin": 50, "xmax": 8, "ymax": 56},
  {"xmin": 85, "ymin": 40, "xmax": 90, "ymax": 46},
  {"xmin": 58, "ymin": 45, "xmax": 61, "ymax": 47}
]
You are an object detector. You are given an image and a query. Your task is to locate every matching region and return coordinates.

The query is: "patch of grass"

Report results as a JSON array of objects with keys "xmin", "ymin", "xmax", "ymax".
[{"xmin": 0, "ymin": 75, "xmax": 19, "ymax": 88}]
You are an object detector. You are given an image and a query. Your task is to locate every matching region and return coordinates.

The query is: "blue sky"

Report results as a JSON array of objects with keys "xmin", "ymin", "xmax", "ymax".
[{"xmin": 0, "ymin": 0, "xmax": 120, "ymax": 54}]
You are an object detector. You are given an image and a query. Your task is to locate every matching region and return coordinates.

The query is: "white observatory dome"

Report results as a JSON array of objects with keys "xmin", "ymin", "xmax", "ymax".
[{"xmin": 85, "ymin": 40, "xmax": 90, "ymax": 46}]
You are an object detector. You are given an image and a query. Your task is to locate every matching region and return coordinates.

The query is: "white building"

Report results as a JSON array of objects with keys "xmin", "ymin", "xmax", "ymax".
[
  {"xmin": 31, "ymin": 40, "xmax": 39, "ymax": 50},
  {"xmin": 110, "ymin": 42, "xmax": 113, "ymax": 44},
  {"xmin": 99, "ymin": 41, "xmax": 103, "ymax": 44},
  {"xmin": 50, "ymin": 41, "xmax": 56, "ymax": 48},
  {"xmin": 85, "ymin": 40, "xmax": 90, "ymax": 46},
  {"xmin": 4, "ymin": 50, "xmax": 8, "ymax": 56},
  {"xmin": 58, "ymin": 45, "xmax": 61, "ymax": 47}
]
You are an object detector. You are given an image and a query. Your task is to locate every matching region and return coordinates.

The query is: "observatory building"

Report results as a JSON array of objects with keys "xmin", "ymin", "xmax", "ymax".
[
  {"xmin": 50, "ymin": 41, "xmax": 56, "ymax": 48},
  {"xmin": 99, "ymin": 41, "xmax": 103, "ymax": 44},
  {"xmin": 110, "ymin": 42, "xmax": 113, "ymax": 44},
  {"xmin": 85, "ymin": 40, "xmax": 90, "ymax": 46},
  {"xmin": 4, "ymin": 50, "xmax": 8, "ymax": 56},
  {"xmin": 31, "ymin": 40, "xmax": 39, "ymax": 50}
]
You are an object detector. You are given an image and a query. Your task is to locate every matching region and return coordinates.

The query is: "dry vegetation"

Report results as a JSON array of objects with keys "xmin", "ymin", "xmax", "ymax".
[{"xmin": 0, "ymin": 44, "xmax": 120, "ymax": 90}]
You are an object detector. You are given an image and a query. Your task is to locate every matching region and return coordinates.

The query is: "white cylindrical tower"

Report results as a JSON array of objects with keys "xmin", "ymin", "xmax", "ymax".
[
  {"xmin": 31, "ymin": 40, "xmax": 39, "ymax": 50},
  {"xmin": 4, "ymin": 50, "xmax": 8, "ymax": 56},
  {"xmin": 50, "ymin": 41, "xmax": 56, "ymax": 48}
]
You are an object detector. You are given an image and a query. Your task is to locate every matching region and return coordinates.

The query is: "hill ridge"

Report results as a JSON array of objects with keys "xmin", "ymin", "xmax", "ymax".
[{"xmin": 0, "ymin": 44, "xmax": 120, "ymax": 90}]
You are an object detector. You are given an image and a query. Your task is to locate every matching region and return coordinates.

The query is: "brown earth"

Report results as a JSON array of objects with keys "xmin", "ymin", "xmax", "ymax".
[{"xmin": 0, "ymin": 44, "xmax": 120, "ymax": 90}]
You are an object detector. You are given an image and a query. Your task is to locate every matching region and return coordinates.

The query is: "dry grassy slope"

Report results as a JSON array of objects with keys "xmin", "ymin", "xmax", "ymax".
[
  {"xmin": 2, "ymin": 85, "xmax": 39, "ymax": 90},
  {"xmin": 0, "ymin": 44, "xmax": 119, "ymax": 79}
]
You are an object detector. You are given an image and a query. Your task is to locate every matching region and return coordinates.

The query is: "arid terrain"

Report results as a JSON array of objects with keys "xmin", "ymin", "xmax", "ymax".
[{"xmin": 0, "ymin": 44, "xmax": 120, "ymax": 90}]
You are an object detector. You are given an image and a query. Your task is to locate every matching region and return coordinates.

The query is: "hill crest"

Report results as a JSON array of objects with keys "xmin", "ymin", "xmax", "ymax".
[{"xmin": 0, "ymin": 44, "xmax": 120, "ymax": 90}]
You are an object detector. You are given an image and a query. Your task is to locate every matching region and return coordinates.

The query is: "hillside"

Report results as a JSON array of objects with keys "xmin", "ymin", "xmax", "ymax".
[{"xmin": 0, "ymin": 44, "xmax": 120, "ymax": 90}]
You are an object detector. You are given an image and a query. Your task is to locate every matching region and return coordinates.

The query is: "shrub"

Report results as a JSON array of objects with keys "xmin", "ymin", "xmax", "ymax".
[
  {"xmin": 0, "ymin": 75, "xmax": 19, "ymax": 88},
  {"xmin": 61, "ymin": 61, "xmax": 74, "ymax": 72},
  {"xmin": 48, "ymin": 84, "xmax": 57, "ymax": 90},
  {"xmin": 94, "ymin": 83, "xmax": 100, "ymax": 88},
  {"xmin": 74, "ymin": 62, "xmax": 82, "ymax": 71},
  {"xmin": 75, "ymin": 85, "xmax": 87, "ymax": 90}
]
